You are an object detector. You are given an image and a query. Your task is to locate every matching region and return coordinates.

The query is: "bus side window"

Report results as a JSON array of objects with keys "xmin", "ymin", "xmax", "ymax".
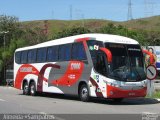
[
  {"xmin": 28, "ymin": 49, "xmax": 36, "ymax": 63},
  {"xmin": 59, "ymin": 44, "xmax": 72, "ymax": 61},
  {"xmin": 21, "ymin": 51, "xmax": 28, "ymax": 64},
  {"xmin": 15, "ymin": 51, "xmax": 21, "ymax": 64},
  {"xmin": 37, "ymin": 48, "xmax": 47, "ymax": 63},
  {"xmin": 47, "ymin": 46, "xmax": 58, "ymax": 62},
  {"xmin": 72, "ymin": 42, "xmax": 87, "ymax": 60}
]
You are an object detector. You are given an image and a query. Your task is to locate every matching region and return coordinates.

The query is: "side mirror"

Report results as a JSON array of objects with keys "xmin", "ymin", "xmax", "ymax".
[{"xmin": 99, "ymin": 47, "xmax": 112, "ymax": 63}]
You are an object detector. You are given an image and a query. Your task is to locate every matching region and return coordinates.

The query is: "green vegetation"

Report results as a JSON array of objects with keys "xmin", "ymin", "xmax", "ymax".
[
  {"xmin": 146, "ymin": 90, "xmax": 160, "ymax": 99},
  {"xmin": 153, "ymin": 90, "xmax": 160, "ymax": 98},
  {"xmin": 0, "ymin": 15, "xmax": 47, "ymax": 84},
  {"xmin": 1, "ymin": 15, "xmax": 160, "ymax": 84}
]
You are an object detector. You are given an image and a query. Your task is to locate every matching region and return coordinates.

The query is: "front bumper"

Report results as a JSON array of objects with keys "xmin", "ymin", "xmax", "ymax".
[{"xmin": 107, "ymin": 85, "xmax": 147, "ymax": 98}]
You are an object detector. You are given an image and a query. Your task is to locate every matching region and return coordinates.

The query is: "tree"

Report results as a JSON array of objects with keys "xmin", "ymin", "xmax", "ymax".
[
  {"xmin": 53, "ymin": 27, "xmax": 91, "ymax": 39},
  {"xmin": 21, "ymin": 25, "xmax": 48, "ymax": 45},
  {"xmin": 97, "ymin": 23, "xmax": 146, "ymax": 45},
  {"xmin": 0, "ymin": 15, "xmax": 20, "ymax": 47},
  {"xmin": 0, "ymin": 15, "xmax": 30, "ymax": 84}
]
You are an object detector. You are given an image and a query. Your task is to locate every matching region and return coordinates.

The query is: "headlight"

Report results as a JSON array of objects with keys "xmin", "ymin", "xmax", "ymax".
[
  {"xmin": 142, "ymin": 81, "xmax": 147, "ymax": 87},
  {"xmin": 104, "ymin": 81, "xmax": 120, "ymax": 88}
]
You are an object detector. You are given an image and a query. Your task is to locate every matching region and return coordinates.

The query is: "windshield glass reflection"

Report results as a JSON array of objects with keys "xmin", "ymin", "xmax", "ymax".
[{"xmin": 105, "ymin": 43, "xmax": 146, "ymax": 82}]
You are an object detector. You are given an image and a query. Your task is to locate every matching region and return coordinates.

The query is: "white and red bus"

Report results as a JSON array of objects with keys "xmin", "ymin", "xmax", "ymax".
[{"xmin": 14, "ymin": 33, "xmax": 149, "ymax": 102}]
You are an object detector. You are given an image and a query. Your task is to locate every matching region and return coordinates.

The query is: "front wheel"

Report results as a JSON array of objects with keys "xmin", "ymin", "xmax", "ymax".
[
  {"xmin": 79, "ymin": 84, "xmax": 90, "ymax": 102},
  {"xmin": 29, "ymin": 82, "xmax": 36, "ymax": 96}
]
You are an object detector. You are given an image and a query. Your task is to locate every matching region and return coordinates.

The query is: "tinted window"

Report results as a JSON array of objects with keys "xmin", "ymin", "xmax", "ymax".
[
  {"xmin": 15, "ymin": 51, "xmax": 21, "ymax": 64},
  {"xmin": 59, "ymin": 44, "xmax": 72, "ymax": 61},
  {"xmin": 28, "ymin": 49, "xmax": 36, "ymax": 63},
  {"xmin": 72, "ymin": 42, "xmax": 87, "ymax": 60},
  {"xmin": 105, "ymin": 43, "xmax": 127, "ymax": 56},
  {"xmin": 87, "ymin": 40, "xmax": 103, "ymax": 59},
  {"xmin": 37, "ymin": 48, "xmax": 47, "ymax": 62},
  {"xmin": 21, "ymin": 51, "xmax": 28, "ymax": 64},
  {"xmin": 47, "ymin": 46, "xmax": 58, "ymax": 62}
]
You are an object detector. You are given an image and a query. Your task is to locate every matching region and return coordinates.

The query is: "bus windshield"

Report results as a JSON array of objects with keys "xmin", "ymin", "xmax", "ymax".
[{"xmin": 105, "ymin": 43, "xmax": 146, "ymax": 82}]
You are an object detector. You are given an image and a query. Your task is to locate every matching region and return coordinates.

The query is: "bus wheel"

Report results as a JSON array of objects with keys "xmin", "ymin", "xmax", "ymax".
[
  {"xmin": 23, "ymin": 82, "xmax": 29, "ymax": 95},
  {"xmin": 29, "ymin": 82, "xmax": 36, "ymax": 96},
  {"xmin": 79, "ymin": 84, "xmax": 90, "ymax": 102}
]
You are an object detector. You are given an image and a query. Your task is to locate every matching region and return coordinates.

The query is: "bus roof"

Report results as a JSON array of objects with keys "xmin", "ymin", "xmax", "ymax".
[{"xmin": 15, "ymin": 33, "xmax": 139, "ymax": 52}]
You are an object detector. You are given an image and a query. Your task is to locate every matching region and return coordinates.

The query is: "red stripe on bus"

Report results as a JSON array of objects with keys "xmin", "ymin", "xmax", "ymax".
[
  {"xmin": 14, "ymin": 64, "xmax": 40, "ymax": 89},
  {"xmin": 14, "ymin": 64, "xmax": 55, "ymax": 90},
  {"xmin": 76, "ymin": 37, "xmax": 90, "ymax": 42},
  {"xmin": 37, "ymin": 64, "xmax": 60, "ymax": 92},
  {"xmin": 51, "ymin": 61, "xmax": 84, "ymax": 86},
  {"xmin": 107, "ymin": 85, "xmax": 147, "ymax": 98},
  {"xmin": 90, "ymin": 77, "xmax": 104, "ymax": 97}
]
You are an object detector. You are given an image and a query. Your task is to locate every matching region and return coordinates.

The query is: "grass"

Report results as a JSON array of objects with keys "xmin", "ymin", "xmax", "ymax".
[
  {"xmin": 22, "ymin": 15, "xmax": 160, "ymax": 39},
  {"xmin": 146, "ymin": 90, "xmax": 160, "ymax": 99},
  {"xmin": 152, "ymin": 90, "xmax": 160, "ymax": 98}
]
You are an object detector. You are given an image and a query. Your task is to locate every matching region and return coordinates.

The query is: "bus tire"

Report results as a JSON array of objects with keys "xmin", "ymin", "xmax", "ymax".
[
  {"xmin": 29, "ymin": 81, "xmax": 36, "ymax": 96},
  {"xmin": 79, "ymin": 84, "xmax": 90, "ymax": 102},
  {"xmin": 23, "ymin": 82, "xmax": 29, "ymax": 95}
]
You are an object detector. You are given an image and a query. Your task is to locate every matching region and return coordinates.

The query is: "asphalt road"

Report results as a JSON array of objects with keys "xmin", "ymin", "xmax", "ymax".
[{"xmin": 0, "ymin": 86, "xmax": 160, "ymax": 120}]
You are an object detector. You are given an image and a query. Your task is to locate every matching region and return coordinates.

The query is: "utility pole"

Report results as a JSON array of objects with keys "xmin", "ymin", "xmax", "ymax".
[
  {"xmin": 127, "ymin": 0, "xmax": 133, "ymax": 21},
  {"xmin": 144, "ymin": 0, "xmax": 154, "ymax": 18},
  {"xmin": 70, "ymin": 5, "xmax": 73, "ymax": 20},
  {"xmin": 0, "ymin": 31, "xmax": 9, "ymax": 84},
  {"xmin": 52, "ymin": 10, "xmax": 54, "ymax": 20}
]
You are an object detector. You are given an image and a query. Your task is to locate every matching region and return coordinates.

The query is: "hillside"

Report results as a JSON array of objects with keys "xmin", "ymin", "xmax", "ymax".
[
  {"xmin": 22, "ymin": 16, "xmax": 160, "ymax": 39},
  {"xmin": 121, "ymin": 16, "xmax": 160, "ymax": 31}
]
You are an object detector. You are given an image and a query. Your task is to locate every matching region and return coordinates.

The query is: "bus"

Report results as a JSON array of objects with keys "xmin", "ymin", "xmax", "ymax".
[{"xmin": 14, "ymin": 33, "xmax": 149, "ymax": 102}]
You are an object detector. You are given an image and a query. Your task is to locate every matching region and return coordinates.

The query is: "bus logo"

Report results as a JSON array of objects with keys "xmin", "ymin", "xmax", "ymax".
[
  {"xmin": 20, "ymin": 67, "xmax": 32, "ymax": 72},
  {"xmin": 71, "ymin": 63, "xmax": 81, "ymax": 70},
  {"xmin": 89, "ymin": 45, "xmax": 99, "ymax": 50}
]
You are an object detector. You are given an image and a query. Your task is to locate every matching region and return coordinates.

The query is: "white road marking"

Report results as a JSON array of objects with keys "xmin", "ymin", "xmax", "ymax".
[{"xmin": 0, "ymin": 99, "xmax": 5, "ymax": 102}]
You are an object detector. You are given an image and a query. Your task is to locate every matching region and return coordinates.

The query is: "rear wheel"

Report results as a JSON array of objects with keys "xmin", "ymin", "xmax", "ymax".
[
  {"xmin": 29, "ymin": 82, "xmax": 36, "ymax": 96},
  {"xmin": 23, "ymin": 82, "xmax": 29, "ymax": 95},
  {"xmin": 79, "ymin": 84, "xmax": 90, "ymax": 102}
]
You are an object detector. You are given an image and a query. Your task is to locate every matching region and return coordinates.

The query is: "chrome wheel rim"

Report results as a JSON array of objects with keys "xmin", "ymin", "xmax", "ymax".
[
  {"xmin": 30, "ymin": 85, "xmax": 35, "ymax": 94},
  {"xmin": 81, "ymin": 87, "xmax": 88, "ymax": 98},
  {"xmin": 24, "ymin": 85, "xmax": 28, "ymax": 93}
]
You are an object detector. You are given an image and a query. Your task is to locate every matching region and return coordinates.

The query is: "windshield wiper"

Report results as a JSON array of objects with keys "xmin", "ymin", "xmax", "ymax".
[{"xmin": 131, "ymin": 67, "xmax": 142, "ymax": 81}]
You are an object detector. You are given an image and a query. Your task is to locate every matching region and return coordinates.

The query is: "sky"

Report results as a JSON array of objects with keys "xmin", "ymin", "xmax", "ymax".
[{"xmin": 0, "ymin": 0, "xmax": 160, "ymax": 22}]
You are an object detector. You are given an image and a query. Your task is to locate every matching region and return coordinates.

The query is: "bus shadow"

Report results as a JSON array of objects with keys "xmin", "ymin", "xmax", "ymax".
[
  {"xmin": 91, "ymin": 97, "xmax": 160, "ymax": 105},
  {"xmin": 19, "ymin": 92, "xmax": 80, "ymax": 101},
  {"xmin": 19, "ymin": 93, "xmax": 160, "ymax": 105}
]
